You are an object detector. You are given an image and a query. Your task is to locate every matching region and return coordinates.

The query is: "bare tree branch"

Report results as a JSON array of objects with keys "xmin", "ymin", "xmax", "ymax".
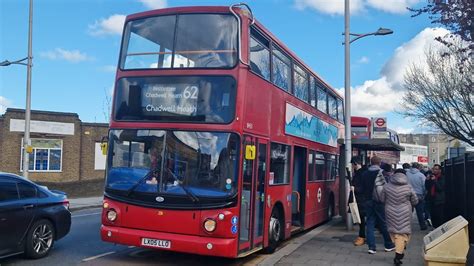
[{"xmin": 399, "ymin": 46, "xmax": 474, "ymax": 146}]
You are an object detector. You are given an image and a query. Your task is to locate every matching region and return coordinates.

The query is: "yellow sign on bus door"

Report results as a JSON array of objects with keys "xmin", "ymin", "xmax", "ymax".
[{"xmin": 245, "ymin": 145, "xmax": 256, "ymax": 160}]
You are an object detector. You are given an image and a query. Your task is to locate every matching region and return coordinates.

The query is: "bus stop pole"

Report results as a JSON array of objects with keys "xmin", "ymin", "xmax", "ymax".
[{"xmin": 344, "ymin": 0, "xmax": 353, "ymax": 231}]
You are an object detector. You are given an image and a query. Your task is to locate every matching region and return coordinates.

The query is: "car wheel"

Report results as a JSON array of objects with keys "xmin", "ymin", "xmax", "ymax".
[
  {"xmin": 264, "ymin": 207, "xmax": 282, "ymax": 253},
  {"xmin": 25, "ymin": 219, "xmax": 55, "ymax": 259}
]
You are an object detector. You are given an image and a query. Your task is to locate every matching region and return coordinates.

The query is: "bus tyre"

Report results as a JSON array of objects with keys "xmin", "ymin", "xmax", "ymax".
[
  {"xmin": 264, "ymin": 207, "xmax": 282, "ymax": 253},
  {"xmin": 25, "ymin": 219, "xmax": 55, "ymax": 259}
]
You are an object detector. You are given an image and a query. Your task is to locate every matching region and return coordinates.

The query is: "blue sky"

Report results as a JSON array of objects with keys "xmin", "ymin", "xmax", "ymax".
[{"xmin": 0, "ymin": 0, "xmax": 447, "ymax": 134}]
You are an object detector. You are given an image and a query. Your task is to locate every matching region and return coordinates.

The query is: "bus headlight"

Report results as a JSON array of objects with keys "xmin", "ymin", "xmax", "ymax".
[
  {"xmin": 204, "ymin": 219, "xmax": 216, "ymax": 232},
  {"xmin": 107, "ymin": 209, "xmax": 117, "ymax": 222}
]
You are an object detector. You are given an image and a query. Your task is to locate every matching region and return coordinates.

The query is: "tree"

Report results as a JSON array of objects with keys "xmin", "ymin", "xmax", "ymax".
[
  {"xmin": 400, "ymin": 46, "xmax": 474, "ymax": 146},
  {"xmin": 409, "ymin": 0, "xmax": 473, "ymax": 63}
]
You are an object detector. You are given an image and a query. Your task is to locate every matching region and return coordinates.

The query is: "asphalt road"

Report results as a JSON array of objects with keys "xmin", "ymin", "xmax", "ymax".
[{"xmin": 0, "ymin": 208, "xmax": 264, "ymax": 265}]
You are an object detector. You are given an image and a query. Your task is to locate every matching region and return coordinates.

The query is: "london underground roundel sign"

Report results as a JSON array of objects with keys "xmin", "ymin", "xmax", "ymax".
[{"xmin": 375, "ymin": 118, "xmax": 386, "ymax": 127}]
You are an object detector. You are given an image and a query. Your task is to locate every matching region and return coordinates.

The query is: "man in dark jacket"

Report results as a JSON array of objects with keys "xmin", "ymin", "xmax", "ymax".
[
  {"xmin": 351, "ymin": 156, "xmax": 367, "ymax": 246},
  {"xmin": 361, "ymin": 156, "xmax": 395, "ymax": 254},
  {"xmin": 425, "ymin": 164, "xmax": 446, "ymax": 227}
]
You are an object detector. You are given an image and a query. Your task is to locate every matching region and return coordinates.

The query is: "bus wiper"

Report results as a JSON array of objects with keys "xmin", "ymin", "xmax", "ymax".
[
  {"xmin": 126, "ymin": 169, "xmax": 158, "ymax": 197},
  {"xmin": 165, "ymin": 168, "xmax": 200, "ymax": 203}
]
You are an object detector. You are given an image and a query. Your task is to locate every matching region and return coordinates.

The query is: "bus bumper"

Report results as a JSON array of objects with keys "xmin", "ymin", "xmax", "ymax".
[{"xmin": 101, "ymin": 225, "xmax": 238, "ymax": 258}]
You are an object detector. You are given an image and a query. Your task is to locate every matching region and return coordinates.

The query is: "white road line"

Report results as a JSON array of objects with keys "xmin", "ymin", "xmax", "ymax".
[
  {"xmin": 82, "ymin": 251, "xmax": 116, "ymax": 262},
  {"xmin": 72, "ymin": 212, "xmax": 102, "ymax": 218}
]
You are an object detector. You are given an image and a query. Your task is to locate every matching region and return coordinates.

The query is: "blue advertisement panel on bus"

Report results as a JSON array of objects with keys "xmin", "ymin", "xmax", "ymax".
[{"xmin": 285, "ymin": 103, "xmax": 338, "ymax": 147}]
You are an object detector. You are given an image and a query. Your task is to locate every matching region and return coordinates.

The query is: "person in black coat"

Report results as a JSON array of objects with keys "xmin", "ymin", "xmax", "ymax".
[
  {"xmin": 425, "ymin": 164, "xmax": 446, "ymax": 227},
  {"xmin": 351, "ymin": 156, "xmax": 367, "ymax": 246}
]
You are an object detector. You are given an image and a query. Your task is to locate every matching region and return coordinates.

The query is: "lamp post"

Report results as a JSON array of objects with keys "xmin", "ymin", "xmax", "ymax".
[
  {"xmin": 343, "ymin": 0, "xmax": 392, "ymax": 230},
  {"xmin": 0, "ymin": 0, "xmax": 33, "ymax": 179}
]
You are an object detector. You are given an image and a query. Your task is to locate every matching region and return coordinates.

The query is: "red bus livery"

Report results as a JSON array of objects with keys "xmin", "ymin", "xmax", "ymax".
[{"xmin": 101, "ymin": 4, "xmax": 344, "ymax": 258}]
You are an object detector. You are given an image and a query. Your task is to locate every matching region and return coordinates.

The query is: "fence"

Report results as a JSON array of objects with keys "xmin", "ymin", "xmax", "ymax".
[{"xmin": 443, "ymin": 152, "xmax": 474, "ymax": 244}]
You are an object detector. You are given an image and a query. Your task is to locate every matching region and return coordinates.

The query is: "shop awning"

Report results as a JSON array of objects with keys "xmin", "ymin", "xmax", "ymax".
[{"xmin": 337, "ymin": 138, "xmax": 405, "ymax": 151}]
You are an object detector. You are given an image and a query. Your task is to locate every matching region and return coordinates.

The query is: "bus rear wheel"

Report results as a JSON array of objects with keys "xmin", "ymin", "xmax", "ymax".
[{"xmin": 264, "ymin": 207, "xmax": 282, "ymax": 253}]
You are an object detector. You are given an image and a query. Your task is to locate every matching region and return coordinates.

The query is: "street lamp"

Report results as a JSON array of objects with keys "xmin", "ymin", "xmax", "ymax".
[
  {"xmin": 343, "ymin": 0, "xmax": 392, "ymax": 230},
  {"xmin": 1, "ymin": 0, "xmax": 34, "ymax": 179}
]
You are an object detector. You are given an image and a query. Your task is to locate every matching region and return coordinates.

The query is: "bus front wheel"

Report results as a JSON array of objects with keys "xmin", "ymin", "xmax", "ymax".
[{"xmin": 264, "ymin": 207, "xmax": 282, "ymax": 253}]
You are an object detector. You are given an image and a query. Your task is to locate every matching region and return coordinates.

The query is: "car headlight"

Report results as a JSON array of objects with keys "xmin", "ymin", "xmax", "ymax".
[
  {"xmin": 203, "ymin": 219, "xmax": 216, "ymax": 232},
  {"xmin": 107, "ymin": 209, "xmax": 117, "ymax": 222}
]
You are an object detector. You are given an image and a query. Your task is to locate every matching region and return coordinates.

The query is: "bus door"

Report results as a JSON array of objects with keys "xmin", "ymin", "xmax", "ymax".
[
  {"xmin": 292, "ymin": 146, "xmax": 307, "ymax": 229},
  {"xmin": 239, "ymin": 136, "xmax": 267, "ymax": 253}
]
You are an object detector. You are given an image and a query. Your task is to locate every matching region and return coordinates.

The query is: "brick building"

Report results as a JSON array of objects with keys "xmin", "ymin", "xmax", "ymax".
[{"xmin": 0, "ymin": 108, "xmax": 108, "ymax": 183}]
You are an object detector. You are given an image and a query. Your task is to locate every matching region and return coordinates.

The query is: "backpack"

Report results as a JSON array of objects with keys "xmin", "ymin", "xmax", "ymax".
[{"xmin": 372, "ymin": 169, "xmax": 385, "ymax": 202}]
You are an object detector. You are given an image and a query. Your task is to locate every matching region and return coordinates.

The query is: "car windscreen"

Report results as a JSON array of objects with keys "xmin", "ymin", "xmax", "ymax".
[
  {"xmin": 105, "ymin": 130, "xmax": 239, "ymax": 204},
  {"xmin": 120, "ymin": 14, "xmax": 238, "ymax": 69},
  {"xmin": 113, "ymin": 76, "xmax": 236, "ymax": 123}
]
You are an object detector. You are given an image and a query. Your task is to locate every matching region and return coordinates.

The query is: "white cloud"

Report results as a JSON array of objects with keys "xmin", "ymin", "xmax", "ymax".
[
  {"xmin": 88, "ymin": 14, "xmax": 126, "ymax": 36},
  {"xmin": 40, "ymin": 48, "xmax": 93, "ymax": 63},
  {"xmin": 295, "ymin": 0, "xmax": 365, "ymax": 15},
  {"xmin": 343, "ymin": 27, "xmax": 448, "ymax": 117},
  {"xmin": 393, "ymin": 126, "xmax": 414, "ymax": 134},
  {"xmin": 0, "ymin": 96, "xmax": 12, "ymax": 114},
  {"xmin": 350, "ymin": 77, "xmax": 404, "ymax": 116},
  {"xmin": 358, "ymin": 56, "xmax": 369, "ymax": 64},
  {"xmin": 139, "ymin": 0, "xmax": 167, "ymax": 9},
  {"xmin": 382, "ymin": 27, "xmax": 448, "ymax": 87},
  {"xmin": 294, "ymin": 0, "xmax": 420, "ymax": 15},
  {"xmin": 366, "ymin": 0, "xmax": 420, "ymax": 14}
]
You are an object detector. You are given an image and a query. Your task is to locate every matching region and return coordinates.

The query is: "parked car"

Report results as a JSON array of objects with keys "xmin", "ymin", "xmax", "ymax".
[{"xmin": 0, "ymin": 172, "xmax": 71, "ymax": 259}]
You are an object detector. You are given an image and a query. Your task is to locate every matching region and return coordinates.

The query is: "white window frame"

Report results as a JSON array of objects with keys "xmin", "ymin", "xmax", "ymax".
[{"xmin": 20, "ymin": 138, "xmax": 63, "ymax": 172}]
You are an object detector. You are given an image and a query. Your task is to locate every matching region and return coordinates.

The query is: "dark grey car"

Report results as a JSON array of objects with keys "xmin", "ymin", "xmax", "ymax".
[{"xmin": 0, "ymin": 173, "xmax": 71, "ymax": 259}]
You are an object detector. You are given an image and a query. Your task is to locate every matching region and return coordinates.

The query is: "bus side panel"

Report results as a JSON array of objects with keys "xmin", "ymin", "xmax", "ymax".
[
  {"xmin": 243, "ymin": 73, "xmax": 272, "ymax": 135},
  {"xmin": 304, "ymin": 182, "xmax": 326, "ymax": 227}
]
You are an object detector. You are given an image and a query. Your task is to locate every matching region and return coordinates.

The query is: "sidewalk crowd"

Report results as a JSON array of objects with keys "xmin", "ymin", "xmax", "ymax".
[{"xmin": 350, "ymin": 156, "xmax": 445, "ymax": 265}]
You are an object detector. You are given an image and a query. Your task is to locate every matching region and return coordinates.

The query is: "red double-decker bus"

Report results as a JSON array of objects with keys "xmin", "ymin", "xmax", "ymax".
[{"xmin": 101, "ymin": 4, "xmax": 344, "ymax": 258}]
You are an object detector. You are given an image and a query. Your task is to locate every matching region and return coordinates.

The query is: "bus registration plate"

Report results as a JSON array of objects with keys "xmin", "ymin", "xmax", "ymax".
[{"xmin": 141, "ymin": 238, "xmax": 171, "ymax": 249}]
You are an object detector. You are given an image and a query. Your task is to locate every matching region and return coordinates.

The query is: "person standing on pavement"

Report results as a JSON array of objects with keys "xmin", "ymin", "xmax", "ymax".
[
  {"xmin": 351, "ymin": 156, "xmax": 367, "ymax": 246},
  {"xmin": 382, "ymin": 163, "xmax": 394, "ymax": 183},
  {"xmin": 381, "ymin": 169, "xmax": 419, "ymax": 266},
  {"xmin": 425, "ymin": 164, "xmax": 446, "ymax": 227},
  {"xmin": 361, "ymin": 156, "xmax": 395, "ymax": 254},
  {"xmin": 406, "ymin": 162, "xmax": 428, "ymax": 230}
]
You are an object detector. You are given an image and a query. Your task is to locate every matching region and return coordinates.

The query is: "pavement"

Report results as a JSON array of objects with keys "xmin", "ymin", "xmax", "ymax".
[
  {"xmin": 259, "ymin": 216, "xmax": 474, "ymax": 266},
  {"xmin": 67, "ymin": 198, "xmax": 473, "ymax": 265},
  {"xmin": 69, "ymin": 196, "xmax": 103, "ymax": 211}
]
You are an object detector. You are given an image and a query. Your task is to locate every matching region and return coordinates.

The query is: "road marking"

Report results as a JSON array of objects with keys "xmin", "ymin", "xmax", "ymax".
[
  {"xmin": 82, "ymin": 251, "xmax": 116, "ymax": 262},
  {"xmin": 72, "ymin": 212, "xmax": 102, "ymax": 218}
]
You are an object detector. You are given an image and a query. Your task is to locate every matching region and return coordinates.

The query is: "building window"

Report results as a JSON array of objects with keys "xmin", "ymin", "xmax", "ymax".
[
  {"xmin": 432, "ymin": 148, "xmax": 436, "ymax": 153},
  {"xmin": 95, "ymin": 143, "xmax": 107, "ymax": 170},
  {"xmin": 432, "ymin": 136, "xmax": 436, "ymax": 142},
  {"xmin": 21, "ymin": 139, "xmax": 62, "ymax": 172}
]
